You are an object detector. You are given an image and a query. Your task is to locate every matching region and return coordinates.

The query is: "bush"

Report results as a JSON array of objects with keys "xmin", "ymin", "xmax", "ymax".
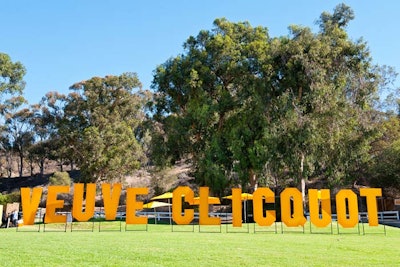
[
  {"xmin": 0, "ymin": 193, "xmax": 7, "ymax": 206},
  {"xmin": 369, "ymin": 140, "xmax": 400, "ymax": 189},
  {"xmin": 49, "ymin": 172, "xmax": 71, "ymax": 186},
  {"xmin": 0, "ymin": 190, "xmax": 21, "ymax": 206}
]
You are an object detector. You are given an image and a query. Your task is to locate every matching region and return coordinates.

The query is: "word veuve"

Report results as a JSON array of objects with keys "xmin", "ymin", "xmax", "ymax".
[{"xmin": 20, "ymin": 184, "xmax": 382, "ymax": 228}]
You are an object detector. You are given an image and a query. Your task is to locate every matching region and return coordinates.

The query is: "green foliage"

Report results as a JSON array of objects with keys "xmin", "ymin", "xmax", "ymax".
[
  {"xmin": 369, "ymin": 140, "xmax": 400, "ymax": 189},
  {"xmin": 0, "ymin": 53, "xmax": 27, "ymax": 178},
  {"xmin": 151, "ymin": 4, "xmax": 385, "ymax": 194},
  {"xmin": 367, "ymin": 117, "xmax": 400, "ymax": 189},
  {"xmin": 3, "ymin": 101, "xmax": 34, "ymax": 178},
  {"xmin": 49, "ymin": 171, "xmax": 71, "ymax": 186},
  {"xmin": 60, "ymin": 73, "xmax": 149, "ymax": 183},
  {"xmin": 318, "ymin": 3, "xmax": 354, "ymax": 31},
  {"xmin": 0, "ymin": 190, "xmax": 21, "ymax": 205},
  {"xmin": 0, "ymin": 193, "xmax": 8, "ymax": 206},
  {"xmin": 267, "ymin": 4, "xmax": 380, "ymax": 187},
  {"xmin": 0, "ymin": 53, "xmax": 26, "ymax": 95},
  {"xmin": 152, "ymin": 17, "xmax": 272, "ymax": 193},
  {"xmin": 29, "ymin": 91, "xmax": 68, "ymax": 176}
]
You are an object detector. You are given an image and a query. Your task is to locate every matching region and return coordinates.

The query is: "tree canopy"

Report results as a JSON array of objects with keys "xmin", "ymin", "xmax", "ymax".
[
  {"xmin": 59, "ymin": 73, "xmax": 149, "ymax": 183},
  {"xmin": 0, "ymin": 53, "xmax": 27, "ymax": 177},
  {"xmin": 0, "ymin": 4, "xmax": 399, "ymax": 198},
  {"xmin": 0, "ymin": 53, "xmax": 25, "ymax": 97},
  {"xmin": 151, "ymin": 4, "xmax": 385, "ymax": 196}
]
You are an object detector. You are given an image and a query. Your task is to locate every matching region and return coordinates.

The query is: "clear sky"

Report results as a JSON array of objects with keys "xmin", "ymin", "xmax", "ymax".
[{"xmin": 1, "ymin": 0, "xmax": 399, "ymax": 104}]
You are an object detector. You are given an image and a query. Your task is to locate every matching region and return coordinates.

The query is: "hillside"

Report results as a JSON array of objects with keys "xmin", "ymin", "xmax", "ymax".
[{"xmin": 0, "ymin": 162, "xmax": 193, "ymax": 198}]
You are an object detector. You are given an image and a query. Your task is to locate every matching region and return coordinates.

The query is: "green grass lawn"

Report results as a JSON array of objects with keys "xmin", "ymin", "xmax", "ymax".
[{"xmin": 1, "ymin": 222, "xmax": 399, "ymax": 267}]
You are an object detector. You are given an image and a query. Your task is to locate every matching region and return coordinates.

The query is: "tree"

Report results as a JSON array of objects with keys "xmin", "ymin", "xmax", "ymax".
[
  {"xmin": 151, "ymin": 4, "xmax": 386, "ymax": 197},
  {"xmin": 151, "ymin": 18, "xmax": 272, "ymax": 195},
  {"xmin": 369, "ymin": 138, "xmax": 400, "ymax": 189},
  {"xmin": 61, "ymin": 73, "xmax": 148, "ymax": 183},
  {"xmin": 0, "ymin": 53, "xmax": 26, "ymax": 177},
  {"xmin": 263, "ymin": 4, "xmax": 382, "ymax": 203},
  {"xmin": 29, "ymin": 92, "xmax": 67, "ymax": 176},
  {"xmin": 366, "ymin": 116, "xmax": 400, "ymax": 189},
  {"xmin": 2, "ymin": 96, "xmax": 33, "ymax": 178},
  {"xmin": 0, "ymin": 53, "xmax": 26, "ymax": 97}
]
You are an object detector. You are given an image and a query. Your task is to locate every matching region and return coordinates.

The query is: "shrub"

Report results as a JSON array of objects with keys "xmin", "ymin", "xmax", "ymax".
[
  {"xmin": 49, "ymin": 172, "xmax": 71, "ymax": 186},
  {"xmin": 0, "ymin": 190, "xmax": 21, "ymax": 206},
  {"xmin": 0, "ymin": 193, "xmax": 7, "ymax": 206}
]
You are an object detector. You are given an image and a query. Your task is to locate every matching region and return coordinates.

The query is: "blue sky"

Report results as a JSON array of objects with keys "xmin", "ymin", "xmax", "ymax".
[{"xmin": 2, "ymin": 0, "xmax": 399, "ymax": 104}]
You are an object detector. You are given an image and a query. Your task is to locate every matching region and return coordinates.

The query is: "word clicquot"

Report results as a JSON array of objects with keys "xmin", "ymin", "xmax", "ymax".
[{"xmin": 20, "ymin": 184, "xmax": 382, "ymax": 228}]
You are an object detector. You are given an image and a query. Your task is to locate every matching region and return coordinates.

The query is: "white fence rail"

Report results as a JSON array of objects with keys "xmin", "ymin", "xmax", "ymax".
[
  {"xmin": 28, "ymin": 209, "xmax": 399, "ymax": 223},
  {"xmin": 306, "ymin": 210, "xmax": 399, "ymax": 221}
]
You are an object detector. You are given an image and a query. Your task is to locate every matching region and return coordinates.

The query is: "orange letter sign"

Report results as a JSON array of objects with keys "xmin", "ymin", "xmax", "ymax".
[
  {"xmin": 336, "ymin": 189, "xmax": 358, "ymax": 228},
  {"xmin": 199, "ymin": 187, "xmax": 220, "ymax": 225},
  {"xmin": 253, "ymin": 187, "xmax": 276, "ymax": 226},
  {"xmin": 231, "ymin": 188, "xmax": 243, "ymax": 227},
  {"xmin": 21, "ymin": 187, "xmax": 43, "ymax": 225},
  {"xmin": 45, "ymin": 185, "xmax": 69, "ymax": 223},
  {"xmin": 308, "ymin": 189, "xmax": 332, "ymax": 227},
  {"xmin": 73, "ymin": 183, "xmax": 96, "ymax": 222},
  {"xmin": 172, "ymin": 186, "xmax": 194, "ymax": 225},
  {"xmin": 126, "ymin": 187, "xmax": 148, "ymax": 224},
  {"xmin": 360, "ymin": 188, "xmax": 382, "ymax": 226},
  {"xmin": 102, "ymin": 183, "xmax": 122, "ymax": 220},
  {"xmin": 280, "ymin": 188, "xmax": 306, "ymax": 227}
]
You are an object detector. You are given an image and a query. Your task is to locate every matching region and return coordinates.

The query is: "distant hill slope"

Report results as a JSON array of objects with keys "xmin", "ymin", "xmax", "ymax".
[{"xmin": 0, "ymin": 163, "xmax": 193, "ymax": 197}]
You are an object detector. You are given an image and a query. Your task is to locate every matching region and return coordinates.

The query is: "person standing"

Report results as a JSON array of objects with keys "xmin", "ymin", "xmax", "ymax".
[
  {"xmin": 1, "ymin": 210, "xmax": 7, "ymax": 228},
  {"xmin": 12, "ymin": 210, "xmax": 18, "ymax": 227}
]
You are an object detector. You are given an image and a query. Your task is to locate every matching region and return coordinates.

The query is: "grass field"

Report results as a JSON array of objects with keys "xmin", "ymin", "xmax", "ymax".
[{"xmin": 1, "ymin": 222, "xmax": 399, "ymax": 267}]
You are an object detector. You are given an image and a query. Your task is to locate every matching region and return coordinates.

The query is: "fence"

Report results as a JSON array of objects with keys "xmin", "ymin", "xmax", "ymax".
[{"xmin": 28, "ymin": 209, "xmax": 399, "ymax": 225}]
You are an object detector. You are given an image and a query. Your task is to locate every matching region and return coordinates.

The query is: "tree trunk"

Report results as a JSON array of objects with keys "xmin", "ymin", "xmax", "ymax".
[
  {"xmin": 249, "ymin": 169, "xmax": 258, "ymax": 193},
  {"xmin": 19, "ymin": 149, "xmax": 23, "ymax": 178},
  {"xmin": 29, "ymin": 157, "xmax": 34, "ymax": 177},
  {"xmin": 6, "ymin": 151, "xmax": 12, "ymax": 178},
  {"xmin": 299, "ymin": 152, "xmax": 306, "ymax": 209},
  {"xmin": 39, "ymin": 159, "xmax": 44, "ymax": 178}
]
